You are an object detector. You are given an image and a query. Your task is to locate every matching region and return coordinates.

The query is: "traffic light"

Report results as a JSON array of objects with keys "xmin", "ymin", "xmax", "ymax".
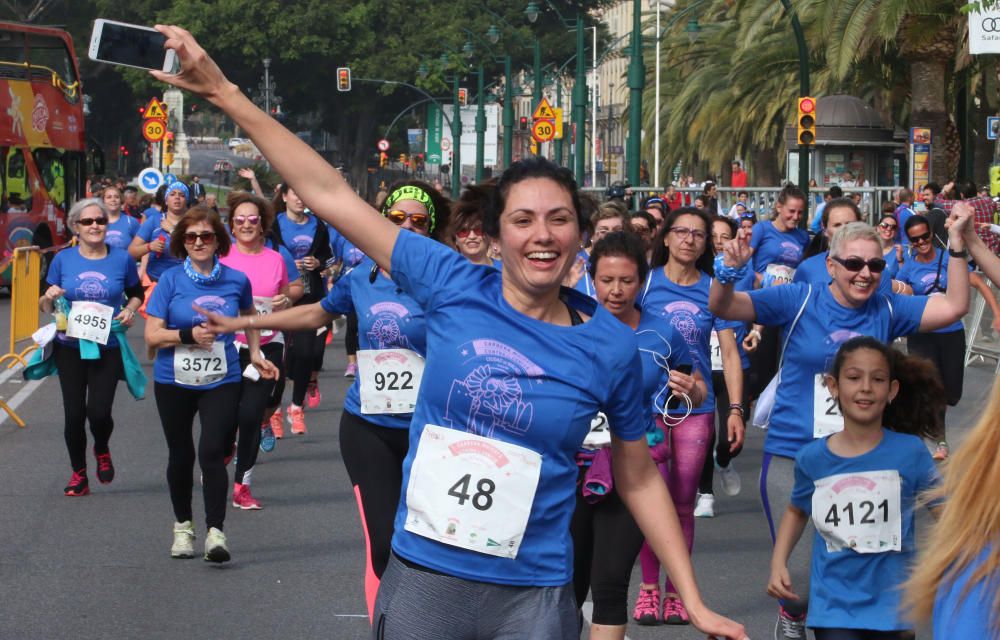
[
  {"xmin": 797, "ymin": 97, "xmax": 817, "ymax": 146},
  {"xmin": 138, "ymin": 106, "xmax": 145, "ymax": 116},
  {"xmin": 458, "ymin": 88, "xmax": 468, "ymax": 107},
  {"xmin": 337, "ymin": 67, "xmax": 351, "ymax": 92},
  {"xmin": 165, "ymin": 131, "xmax": 175, "ymax": 154},
  {"xmin": 119, "ymin": 145, "xmax": 126, "ymax": 154},
  {"xmin": 163, "ymin": 153, "xmax": 174, "ymax": 167},
  {"xmin": 379, "ymin": 152, "xmax": 388, "ymax": 167},
  {"xmin": 399, "ymin": 153, "xmax": 408, "ymax": 164},
  {"xmin": 519, "ymin": 116, "xmax": 528, "ymax": 131}
]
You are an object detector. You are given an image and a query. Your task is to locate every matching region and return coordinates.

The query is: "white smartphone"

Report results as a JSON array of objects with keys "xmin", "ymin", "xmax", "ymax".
[{"xmin": 88, "ymin": 19, "xmax": 178, "ymax": 73}]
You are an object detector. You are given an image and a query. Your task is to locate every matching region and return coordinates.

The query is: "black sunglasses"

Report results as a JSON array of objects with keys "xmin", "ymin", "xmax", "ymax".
[
  {"xmin": 78, "ymin": 217, "xmax": 108, "ymax": 226},
  {"xmin": 831, "ymin": 255, "xmax": 887, "ymax": 273},
  {"xmin": 908, "ymin": 231, "xmax": 932, "ymax": 244}
]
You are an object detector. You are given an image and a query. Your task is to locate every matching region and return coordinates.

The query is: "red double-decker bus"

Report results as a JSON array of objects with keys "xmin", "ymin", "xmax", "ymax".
[{"xmin": 0, "ymin": 21, "xmax": 92, "ymax": 285}]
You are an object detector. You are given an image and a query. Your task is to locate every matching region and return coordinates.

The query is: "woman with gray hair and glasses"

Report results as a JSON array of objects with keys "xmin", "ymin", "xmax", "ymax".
[{"xmin": 39, "ymin": 198, "xmax": 144, "ymax": 497}]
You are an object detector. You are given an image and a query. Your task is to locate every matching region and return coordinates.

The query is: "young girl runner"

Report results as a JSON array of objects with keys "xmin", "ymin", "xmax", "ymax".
[{"xmin": 767, "ymin": 336, "xmax": 943, "ymax": 640}]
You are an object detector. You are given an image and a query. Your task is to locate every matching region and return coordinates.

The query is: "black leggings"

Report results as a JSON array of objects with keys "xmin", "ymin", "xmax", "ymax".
[
  {"xmin": 698, "ymin": 369, "xmax": 748, "ymax": 494},
  {"xmin": 570, "ymin": 466, "xmax": 645, "ymax": 626},
  {"xmin": 235, "ymin": 342, "xmax": 285, "ymax": 484},
  {"xmin": 813, "ymin": 628, "xmax": 911, "ymax": 640},
  {"xmin": 154, "ymin": 381, "xmax": 241, "ymax": 530},
  {"xmin": 339, "ymin": 411, "xmax": 410, "ymax": 580},
  {"xmin": 286, "ymin": 327, "xmax": 324, "ymax": 406},
  {"xmin": 54, "ymin": 343, "xmax": 124, "ymax": 472},
  {"xmin": 747, "ymin": 324, "xmax": 781, "ymax": 399},
  {"xmin": 907, "ymin": 329, "xmax": 965, "ymax": 442},
  {"xmin": 345, "ymin": 311, "xmax": 359, "ymax": 357}
]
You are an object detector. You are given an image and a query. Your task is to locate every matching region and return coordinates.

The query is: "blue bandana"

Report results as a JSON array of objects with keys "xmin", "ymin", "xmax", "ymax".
[
  {"xmin": 183, "ymin": 256, "xmax": 222, "ymax": 284},
  {"xmin": 167, "ymin": 182, "xmax": 190, "ymax": 200}
]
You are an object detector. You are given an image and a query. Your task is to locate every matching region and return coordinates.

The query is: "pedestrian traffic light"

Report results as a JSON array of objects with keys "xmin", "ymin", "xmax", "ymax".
[
  {"xmin": 337, "ymin": 67, "xmax": 351, "ymax": 92},
  {"xmin": 797, "ymin": 97, "xmax": 817, "ymax": 146},
  {"xmin": 458, "ymin": 88, "xmax": 468, "ymax": 107},
  {"xmin": 519, "ymin": 116, "xmax": 528, "ymax": 131},
  {"xmin": 165, "ymin": 131, "xmax": 175, "ymax": 154}
]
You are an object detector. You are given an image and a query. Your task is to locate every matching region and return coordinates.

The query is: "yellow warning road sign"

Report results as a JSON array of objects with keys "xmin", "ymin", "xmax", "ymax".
[
  {"xmin": 532, "ymin": 97, "xmax": 555, "ymax": 120},
  {"xmin": 143, "ymin": 97, "xmax": 168, "ymax": 120}
]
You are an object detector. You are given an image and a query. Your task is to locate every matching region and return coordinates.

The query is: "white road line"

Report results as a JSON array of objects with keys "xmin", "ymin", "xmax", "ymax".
[
  {"xmin": 0, "ymin": 362, "xmax": 24, "ymax": 386},
  {"xmin": 0, "ymin": 378, "xmax": 44, "ymax": 426},
  {"xmin": 580, "ymin": 602, "xmax": 634, "ymax": 640}
]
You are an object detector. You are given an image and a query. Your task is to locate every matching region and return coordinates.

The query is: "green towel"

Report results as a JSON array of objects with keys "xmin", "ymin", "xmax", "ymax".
[{"xmin": 23, "ymin": 320, "xmax": 146, "ymax": 399}]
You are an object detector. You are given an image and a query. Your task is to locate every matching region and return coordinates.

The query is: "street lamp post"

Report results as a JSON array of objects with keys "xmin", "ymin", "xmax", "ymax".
[
  {"xmin": 779, "ymin": 0, "xmax": 811, "ymax": 214},
  {"xmin": 450, "ymin": 74, "xmax": 462, "ymax": 198},
  {"xmin": 475, "ymin": 63, "xmax": 486, "ymax": 183},
  {"xmin": 626, "ymin": 0, "xmax": 644, "ymax": 187}
]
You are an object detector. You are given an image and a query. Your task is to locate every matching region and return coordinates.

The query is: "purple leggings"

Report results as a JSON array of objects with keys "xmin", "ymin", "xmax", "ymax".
[{"xmin": 639, "ymin": 412, "xmax": 713, "ymax": 591}]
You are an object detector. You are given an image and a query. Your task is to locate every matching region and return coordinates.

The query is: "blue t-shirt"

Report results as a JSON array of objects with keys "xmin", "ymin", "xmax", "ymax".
[
  {"xmin": 136, "ymin": 212, "xmax": 183, "ymax": 281},
  {"xmin": 276, "ymin": 212, "xmax": 318, "ymax": 260},
  {"xmin": 882, "ymin": 245, "xmax": 902, "ymax": 280},
  {"xmin": 573, "ymin": 248, "xmax": 593, "ymax": 297},
  {"xmin": 809, "ymin": 202, "xmax": 826, "ymax": 235},
  {"xmin": 792, "ymin": 430, "xmax": 939, "ymax": 631},
  {"xmin": 635, "ymin": 312, "xmax": 692, "ymax": 418},
  {"xmin": 933, "ymin": 546, "xmax": 999, "ymax": 638},
  {"xmin": 895, "ymin": 205, "xmax": 915, "ymax": 246},
  {"xmin": 105, "ymin": 214, "xmax": 140, "ymax": 251},
  {"xmin": 639, "ymin": 269, "xmax": 741, "ymax": 415},
  {"xmin": 261, "ymin": 237, "xmax": 301, "ymax": 283},
  {"xmin": 749, "ymin": 283, "xmax": 927, "ymax": 458},
  {"xmin": 47, "ymin": 246, "xmax": 139, "ymax": 349},
  {"xmin": 388, "ymin": 231, "xmax": 646, "ymax": 587},
  {"xmin": 320, "ymin": 259, "xmax": 427, "ymax": 429},
  {"xmin": 146, "ymin": 264, "xmax": 253, "ymax": 389},
  {"xmin": 794, "ymin": 251, "xmax": 893, "ymax": 295},
  {"xmin": 750, "ymin": 220, "xmax": 809, "ymax": 274},
  {"xmin": 896, "ymin": 248, "xmax": 969, "ymax": 334},
  {"xmin": 328, "ymin": 224, "xmax": 368, "ymax": 269}
]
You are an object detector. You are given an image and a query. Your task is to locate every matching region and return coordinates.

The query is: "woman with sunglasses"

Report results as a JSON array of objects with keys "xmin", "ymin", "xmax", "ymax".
[
  {"xmin": 198, "ymin": 179, "xmax": 448, "ymax": 619},
  {"xmin": 40, "ymin": 198, "xmax": 143, "ymax": 496},
  {"xmin": 573, "ymin": 231, "xmax": 706, "ymax": 639},
  {"xmin": 448, "ymin": 183, "xmax": 496, "ymax": 267},
  {"xmin": 101, "ymin": 185, "xmax": 140, "ymax": 251},
  {"xmin": 268, "ymin": 184, "xmax": 333, "ymax": 435},
  {"xmin": 153, "ymin": 28, "xmax": 746, "ymax": 639},
  {"xmin": 709, "ymin": 220, "xmax": 971, "ymax": 637},
  {"xmin": 145, "ymin": 206, "xmax": 274, "ymax": 562},
  {"xmin": 896, "ymin": 214, "xmax": 999, "ymax": 461},
  {"xmin": 793, "ymin": 198, "xmax": 864, "ymax": 285},
  {"xmin": 129, "ymin": 182, "xmax": 189, "ymax": 316},
  {"xmin": 633, "ymin": 206, "xmax": 745, "ymax": 625},
  {"xmin": 219, "ymin": 191, "xmax": 302, "ymax": 509},
  {"xmin": 876, "ymin": 212, "xmax": 904, "ymax": 279}
]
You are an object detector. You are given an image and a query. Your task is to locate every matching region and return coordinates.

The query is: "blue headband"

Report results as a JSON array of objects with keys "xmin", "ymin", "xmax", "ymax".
[{"xmin": 167, "ymin": 182, "xmax": 190, "ymax": 199}]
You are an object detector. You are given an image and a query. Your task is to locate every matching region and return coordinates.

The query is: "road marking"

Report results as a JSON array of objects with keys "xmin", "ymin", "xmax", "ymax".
[
  {"xmin": 0, "ymin": 378, "xmax": 44, "ymax": 427},
  {"xmin": 0, "ymin": 362, "xmax": 24, "ymax": 387},
  {"xmin": 580, "ymin": 602, "xmax": 634, "ymax": 639},
  {"xmin": 333, "ymin": 614, "xmax": 369, "ymax": 618}
]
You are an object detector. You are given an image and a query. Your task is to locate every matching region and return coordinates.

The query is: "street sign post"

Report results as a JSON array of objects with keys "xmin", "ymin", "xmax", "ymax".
[
  {"xmin": 532, "ymin": 119, "xmax": 555, "ymax": 143},
  {"xmin": 143, "ymin": 97, "xmax": 168, "ymax": 121},
  {"xmin": 532, "ymin": 98, "xmax": 556, "ymax": 121},
  {"xmin": 377, "ymin": 138, "xmax": 390, "ymax": 152},
  {"xmin": 138, "ymin": 167, "xmax": 165, "ymax": 194},
  {"xmin": 142, "ymin": 118, "xmax": 167, "ymax": 143}
]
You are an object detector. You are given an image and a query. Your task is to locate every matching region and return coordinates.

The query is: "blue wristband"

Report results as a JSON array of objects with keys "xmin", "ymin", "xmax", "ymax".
[{"xmin": 714, "ymin": 253, "xmax": 748, "ymax": 285}]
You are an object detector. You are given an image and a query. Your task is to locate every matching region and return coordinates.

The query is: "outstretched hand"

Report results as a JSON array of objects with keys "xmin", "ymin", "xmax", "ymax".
[
  {"xmin": 722, "ymin": 227, "xmax": 753, "ymax": 268},
  {"xmin": 150, "ymin": 25, "xmax": 234, "ymax": 103},
  {"xmin": 192, "ymin": 304, "xmax": 244, "ymax": 335}
]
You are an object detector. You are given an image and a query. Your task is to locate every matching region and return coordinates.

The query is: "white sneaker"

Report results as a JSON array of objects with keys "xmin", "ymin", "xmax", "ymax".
[
  {"xmin": 717, "ymin": 461, "xmax": 742, "ymax": 496},
  {"xmin": 204, "ymin": 527, "xmax": 231, "ymax": 563},
  {"xmin": 693, "ymin": 493, "xmax": 715, "ymax": 518},
  {"xmin": 171, "ymin": 521, "xmax": 195, "ymax": 559}
]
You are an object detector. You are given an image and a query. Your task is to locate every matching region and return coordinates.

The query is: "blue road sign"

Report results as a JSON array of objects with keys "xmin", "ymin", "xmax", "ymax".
[
  {"xmin": 138, "ymin": 167, "xmax": 165, "ymax": 194},
  {"xmin": 988, "ymin": 116, "xmax": 999, "ymax": 141},
  {"xmin": 164, "ymin": 173, "xmax": 178, "ymax": 185}
]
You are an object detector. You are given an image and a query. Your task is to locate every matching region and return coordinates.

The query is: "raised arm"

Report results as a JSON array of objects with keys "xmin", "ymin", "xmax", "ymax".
[
  {"xmin": 918, "ymin": 207, "xmax": 970, "ymax": 332},
  {"xmin": 151, "ymin": 26, "xmax": 398, "ymax": 271},
  {"xmin": 709, "ymin": 227, "xmax": 757, "ymax": 322}
]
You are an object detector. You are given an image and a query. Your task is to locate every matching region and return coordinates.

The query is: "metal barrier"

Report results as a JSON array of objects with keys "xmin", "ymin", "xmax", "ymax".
[
  {"xmin": 965, "ymin": 277, "xmax": 1000, "ymax": 374},
  {"xmin": 1, "ymin": 246, "xmax": 40, "ymax": 369}
]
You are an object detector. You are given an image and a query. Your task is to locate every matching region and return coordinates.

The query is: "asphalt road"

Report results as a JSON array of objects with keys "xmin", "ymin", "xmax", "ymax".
[{"xmin": 0, "ymin": 295, "xmax": 996, "ymax": 640}]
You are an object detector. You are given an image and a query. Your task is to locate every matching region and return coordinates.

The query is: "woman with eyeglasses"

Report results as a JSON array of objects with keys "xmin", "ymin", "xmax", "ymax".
[
  {"xmin": 448, "ymin": 183, "xmax": 496, "ymax": 267},
  {"xmin": 268, "ymin": 184, "xmax": 333, "ymax": 435},
  {"xmin": 573, "ymin": 231, "xmax": 706, "ymax": 639},
  {"xmin": 895, "ymin": 214, "xmax": 999, "ymax": 461},
  {"xmin": 129, "ymin": 182, "xmax": 189, "ymax": 316},
  {"xmin": 199, "ymin": 179, "xmax": 448, "ymax": 619},
  {"xmin": 101, "ymin": 185, "xmax": 140, "ymax": 251},
  {"xmin": 628, "ymin": 210, "xmax": 656, "ymax": 263},
  {"xmin": 794, "ymin": 198, "xmax": 864, "ymax": 285},
  {"xmin": 144, "ymin": 206, "xmax": 273, "ymax": 562},
  {"xmin": 40, "ymin": 198, "xmax": 143, "ymax": 496},
  {"xmin": 152, "ymin": 28, "xmax": 747, "ymax": 639},
  {"xmin": 709, "ymin": 220, "xmax": 971, "ymax": 636},
  {"xmin": 219, "ymin": 191, "xmax": 302, "ymax": 509},
  {"xmin": 876, "ymin": 212, "xmax": 905, "ymax": 280},
  {"xmin": 633, "ymin": 207, "xmax": 745, "ymax": 625}
]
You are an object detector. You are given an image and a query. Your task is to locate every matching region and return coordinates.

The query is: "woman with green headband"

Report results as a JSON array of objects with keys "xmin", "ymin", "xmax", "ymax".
[
  {"xmin": 158, "ymin": 26, "xmax": 746, "ymax": 640},
  {"xmin": 202, "ymin": 178, "xmax": 449, "ymax": 619}
]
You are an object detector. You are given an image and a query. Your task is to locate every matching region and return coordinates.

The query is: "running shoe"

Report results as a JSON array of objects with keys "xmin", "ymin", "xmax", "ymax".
[
  {"xmin": 171, "ymin": 521, "xmax": 195, "ymax": 559},
  {"xmin": 663, "ymin": 596, "xmax": 690, "ymax": 625},
  {"xmin": 325, "ymin": 328, "xmax": 333, "ymax": 345},
  {"xmin": 232, "ymin": 482, "xmax": 262, "ymax": 510},
  {"xmin": 932, "ymin": 441, "xmax": 949, "ymax": 461},
  {"xmin": 287, "ymin": 404, "xmax": 307, "ymax": 435},
  {"xmin": 94, "ymin": 448, "xmax": 115, "ymax": 485},
  {"xmin": 694, "ymin": 493, "xmax": 715, "ymax": 518},
  {"xmin": 64, "ymin": 469, "xmax": 89, "ymax": 497},
  {"xmin": 259, "ymin": 423, "xmax": 276, "ymax": 453},
  {"xmin": 306, "ymin": 381, "xmax": 321, "ymax": 409},
  {"xmin": 717, "ymin": 460, "xmax": 741, "ymax": 496},
  {"xmin": 344, "ymin": 362, "xmax": 357, "ymax": 378},
  {"xmin": 204, "ymin": 527, "xmax": 230, "ymax": 563},
  {"xmin": 270, "ymin": 407, "xmax": 284, "ymax": 439},
  {"xmin": 774, "ymin": 606, "xmax": 806, "ymax": 640},
  {"xmin": 632, "ymin": 587, "xmax": 661, "ymax": 625}
]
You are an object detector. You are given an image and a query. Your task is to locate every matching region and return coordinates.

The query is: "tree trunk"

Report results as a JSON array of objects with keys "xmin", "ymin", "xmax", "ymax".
[
  {"xmin": 346, "ymin": 108, "xmax": 376, "ymax": 203},
  {"xmin": 752, "ymin": 147, "xmax": 780, "ymax": 186},
  {"xmin": 910, "ymin": 58, "xmax": 950, "ymax": 183}
]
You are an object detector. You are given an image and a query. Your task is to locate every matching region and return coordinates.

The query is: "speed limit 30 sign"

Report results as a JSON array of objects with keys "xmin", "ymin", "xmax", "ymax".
[
  {"xmin": 532, "ymin": 119, "xmax": 555, "ymax": 143},
  {"xmin": 143, "ymin": 118, "xmax": 167, "ymax": 143}
]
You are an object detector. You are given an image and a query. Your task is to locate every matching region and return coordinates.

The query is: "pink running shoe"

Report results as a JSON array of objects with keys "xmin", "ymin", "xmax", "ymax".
[
  {"xmin": 306, "ymin": 381, "xmax": 321, "ymax": 409},
  {"xmin": 663, "ymin": 596, "xmax": 690, "ymax": 625},
  {"xmin": 232, "ymin": 482, "xmax": 262, "ymax": 510},
  {"xmin": 270, "ymin": 407, "xmax": 284, "ymax": 439},
  {"xmin": 287, "ymin": 404, "xmax": 307, "ymax": 435},
  {"xmin": 632, "ymin": 587, "xmax": 661, "ymax": 626}
]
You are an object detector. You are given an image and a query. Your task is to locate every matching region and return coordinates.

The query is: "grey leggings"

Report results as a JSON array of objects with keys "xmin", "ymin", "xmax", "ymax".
[{"xmin": 760, "ymin": 452, "xmax": 812, "ymax": 617}]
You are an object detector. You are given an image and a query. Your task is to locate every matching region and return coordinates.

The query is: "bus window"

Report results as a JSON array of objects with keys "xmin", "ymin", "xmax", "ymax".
[
  {"xmin": 6, "ymin": 148, "xmax": 26, "ymax": 200},
  {"xmin": 0, "ymin": 30, "xmax": 27, "ymax": 81},
  {"xmin": 24, "ymin": 33, "xmax": 77, "ymax": 101},
  {"xmin": 33, "ymin": 148, "xmax": 77, "ymax": 209}
]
